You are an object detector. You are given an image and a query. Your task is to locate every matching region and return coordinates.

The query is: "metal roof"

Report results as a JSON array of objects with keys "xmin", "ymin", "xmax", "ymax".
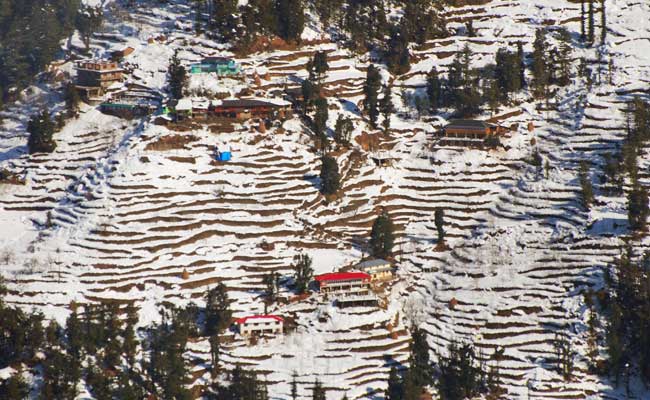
[
  {"xmin": 315, "ymin": 271, "xmax": 371, "ymax": 282},
  {"xmin": 356, "ymin": 259, "xmax": 391, "ymax": 269}
]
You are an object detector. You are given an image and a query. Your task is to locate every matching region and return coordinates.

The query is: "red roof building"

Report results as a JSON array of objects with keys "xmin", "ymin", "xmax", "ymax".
[
  {"xmin": 235, "ymin": 315, "xmax": 284, "ymax": 336},
  {"xmin": 315, "ymin": 272, "xmax": 371, "ymax": 296}
]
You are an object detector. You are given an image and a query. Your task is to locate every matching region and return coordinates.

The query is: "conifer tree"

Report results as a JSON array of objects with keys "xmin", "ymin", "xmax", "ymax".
[
  {"xmin": 308, "ymin": 51, "xmax": 329, "ymax": 86},
  {"xmin": 426, "ymin": 67, "xmax": 443, "ymax": 112},
  {"xmin": 369, "ymin": 211, "xmax": 395, "ymax": 259},
  {"xmin": 379, "ymin": 85, "xmax": 394, "ymax": 134},
  {"xmin": 168, "ymin": 50, "xmax": 187, "ymax": 100},
  {"xmin": 205, "ymin": 283, "xmax": 232, "ymax": 335},
  {"xmin": 531, "ymin": 29, "xmax": 550, "ymax": 98},
  {"xmin": 0, "ymin": 373, "xmax": 29, "ymax": 400},
  {"xmin": 312, "ymin": 379, "xmax": 326, "ymax": 400},
  {"xmin": 435, "ymin": 209, "xmax": 445, "ymax": 244},
  {"xmin": 65, "ymin": 307, "xmax": 83, "ymax": 360},
  {"xmin": 364, "ymin": 65, "xmax": 382, "ymax": 128},
  {"xmin": 628, "ymin": 184, "xmax": 649, "ymax": 231},
  {"xmin": 334, "ymin": 115, "xmax": 353, "ymax": 146},
  {"xmin": 437, "ymin": 341, "xmax": 487, "ymax": 400},
  {"xmin": 292, "ymin": 254, "xmax": 313, "ymax": 295},
  {"xmin": 600, "ymin": 0, "xmax": 607, "ymax": 45},
  {"xmin": 588, "ymin": 0, "xmax": 595, "ymax": 45},
  {"xmin": 27, "ymin": 109, "xmax": 56, "ymax": 154},
  {"xmin": 410, "ymin": 327, "xmax": 433, "ymax": 387},
  {"xmin": 385, "ymin": 366, "xmax": 403, "ymax": 400},
  {"xmin": 580, "ymin": 0, "xmax": 586, "ymax": 41},
  {"xmin": 209, "ymin": 334, "xmax": 220, "ymax": 369},
  {"xmin": 262, "ymin": 272, "xmax": 279, "ymax": 306},
  {"xmin": 386, "ymin": 25, "xmax": 410, "ymax": 75},
  {"xmin": 276, "ymin": 0, "xmax": 305, "ymax": 43},
  {"xmin": 313, "ymin": 96, "xmax": 329, "ymax": 151},
  {"xmin": 319, "ymin": 155, "xmax": 340, "ymax": 196},
  {"xmin": 291, "ymin": 370, "xmax": 298, "ymax": 400},
  {"xmin": 579, "ymin": 161, "xmax": 595, "ymax": 210}
]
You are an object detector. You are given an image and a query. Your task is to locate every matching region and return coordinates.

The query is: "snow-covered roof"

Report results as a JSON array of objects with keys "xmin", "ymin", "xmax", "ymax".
[
  {"xmin": 236, "ymin": 315, "xmax": 284, "ymax": 324},
  {"xmin": 356, "ymin": 259, "xmax": 391, "ymax": 271},
  {"xmin": 175, "ymin": 98, "xmax": 192, "ymax": 111}
]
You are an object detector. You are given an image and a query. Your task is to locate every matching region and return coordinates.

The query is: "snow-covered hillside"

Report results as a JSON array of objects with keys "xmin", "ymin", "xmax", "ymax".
[{"xmin": 1, "ymin": 0, "xmax": 650, "ymax": 398}]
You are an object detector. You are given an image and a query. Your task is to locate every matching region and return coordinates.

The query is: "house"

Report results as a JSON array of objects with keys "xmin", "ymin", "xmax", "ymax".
[
  {"xmin": 210, "ymin": 99, "xmax": 292, "ymax": 120},
  {"xmin": 235, "ymin": 315, "xmax": 283, "ymax": 336},
  {"xmin": 315, "ymin": 272, "xmax": 372, "ymax": 296},
  {"xmin": 190, "ymin": 56, "xmax": 241, "ymax": 76},
  {"xmin": 356, "ymin": 259, "xmax": 393, "ymax": 281},
  {"xmin": 191, "ymin": 98, "xmax": 210, "ymax": 120},
  {"xmin": 173, "ymin": 98, "xmax": 193, "ymax": 121},
  {"xmin": 336, "ymin": 294, "xmax": 379, "ymax": 308},
  {"xmin": 99, "ymin": 84, "xmax": 162, "ymax": 118},
  {"xmin": 111, "ymin": 46, "xmax": 135, "ymax": 61},
  {"xmin": 438, "ymin": 119, "xmax": 499, "ymax": 146},
  {"xmin": 75, "ymin": 60, "xmax": 124, "ymax": 101}
]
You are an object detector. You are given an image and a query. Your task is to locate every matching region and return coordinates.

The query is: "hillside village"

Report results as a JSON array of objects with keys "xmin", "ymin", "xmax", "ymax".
[{"xmin": 1, "ymin": 0, "xmax": 650, "ymax": 399}]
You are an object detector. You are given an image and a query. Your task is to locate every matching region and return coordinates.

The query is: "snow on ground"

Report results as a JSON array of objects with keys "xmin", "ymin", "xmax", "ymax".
[{"xmin": 1, "ymin": 0, "xmax": 650, "ymax": 398}]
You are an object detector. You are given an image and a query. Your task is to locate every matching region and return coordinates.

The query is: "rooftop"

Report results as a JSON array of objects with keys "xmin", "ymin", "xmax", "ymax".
[
  {"xmin": 356, "ymin": 259, "xmax": 391, "ymax": 269},
  {"xmin": 315, "ymin": 272, "xmax": 371, "ymax": 282},
  {"xmin": 444, "ymin": 119, "xmax": 493, "ymax": 130},
  {"xmin": 235, "ymin": 315, "xmax": 284, "ymax": 324}
]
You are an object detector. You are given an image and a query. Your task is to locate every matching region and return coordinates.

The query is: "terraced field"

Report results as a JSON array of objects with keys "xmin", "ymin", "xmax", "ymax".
[{"xmin": 2, "ymin": 0, "xmax": 650, "ymax": 398}]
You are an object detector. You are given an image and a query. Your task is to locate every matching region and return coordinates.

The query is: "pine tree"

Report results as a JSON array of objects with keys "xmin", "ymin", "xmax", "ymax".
[
  {"xmin": 262, "ymin": 272, "xmax": 279, "ymax": 306},
  {"xmin": 276, "ymin": 0, "xmax": 305, "ymax": 43},
  {"xmin": 205, "ymin": 283, "xmax": 232, "ymax": 335},
  {"xmin": 313, "ymin": 96, "xmax": 329, "ymax": 151},
  {"xmin": 212, "ymin": 0, "xmax": 237, "ymax": 42},
  {"xmin": 64, "ymin": 82, "xmax": 80, "ymax": 114},
  {"xmin": 600, "ymin": 0, "xmax": 607, "ymax": 45},
  {"xmin": 312, "ymin": 379, "xmax": 326, "ymax": 400},
  {"xmin": 319, "ymin": 155, "xmax": 340, "ymax": 196},
  {"xmin": 410, "ymin": 327, "xmax": 432, "ymax": 387},
  {"xmin": 65, "ymin": 307, "xmax": 83, "ymax": 360},
  {"xmin": 168, "ymin": 50, "xmax": 187, "ymax": 100},
  {"xmin": 379, "ymin": 85, "xmax": 394, "ymax": 134},
  {"xmin": 588, "ymin": 0, "xmax": 595, "ymax": 45},
  {"xmin": 437, "ymin": 341, "xmax": 487, "ymax": 400},
  {"xmin": 27, "ymin": 109, "xmax": 56, "ymax": 154},
  {"xmin": 307, "ymin": 51, "xmax": 329, "ymax": 86},
  {"xmin": 435, "ymin": 209, "xmax": 445, "ymax": 244},
  {"xmin": 301, "ymin": 78, "xmax": 318, "ymax": 112},
  {"xmin": 292, "ymin": 254, "xmax": 313, "ymax": 295},
  {"xmin": 369, "ymin": 212, "xmax": 395, "ymax": 259},
  {"xmin": 580, "ymin": 0, "xmax": 586, "ymax": 41},
  {"xmin": 385, "ymin": 366, "xmax": 403, "ymax": 400},
  {"xmin": 363, "ymin": 65, "xmax": 382, "ymax": 128},
  {"xmin": 122, "ymin": 305, "xmax": 138, "ymax": 370},
  {"xmin": 76, "ymin": 5, "xmax": 103, "ymax": 51},
  {"xmin": 386, "ymin": 25, "xmax": 410, "ymax": 75},
  {"xmin": 579, "ymin": 161, "xmax": 595, "ymax": 210},
  {"xmin": 209, "ymin": 334, "xmax": 220, "ymax": 369},
  {"xmin": 0, "ymin": 373, "xmax": 29, "ymax": 400},
  {"xmin": 531, "ymin": 29, "xmax": 550, "ymax": 98},
  {"xmin": 333, "ymin": 115, "xmax": 353, "ymax": 146},
  {"xmin": 628, "ymin": 184, "xmax": 649, "ymax": 231},
  {"xmin": 426, "ymin": 67, "xmax": 442, "ymax": 112},
  {"xmin": 291, "ymin": 370, "xmax": 298, "ymax": 400}
]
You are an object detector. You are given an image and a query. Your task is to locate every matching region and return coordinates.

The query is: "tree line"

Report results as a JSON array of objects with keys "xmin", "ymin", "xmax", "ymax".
[{"xmin": 0, "ymin": 0, "xmax": 103, "ymax": 104}]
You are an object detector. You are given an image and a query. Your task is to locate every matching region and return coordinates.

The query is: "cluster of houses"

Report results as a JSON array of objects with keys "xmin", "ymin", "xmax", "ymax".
[
  {"xmin": 170, "ymin": 97, "xmax": 292, "ymax": 122},
  {"xmin": 235, "ymin": 259, "xmax": 394, "ymax": 337}
]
